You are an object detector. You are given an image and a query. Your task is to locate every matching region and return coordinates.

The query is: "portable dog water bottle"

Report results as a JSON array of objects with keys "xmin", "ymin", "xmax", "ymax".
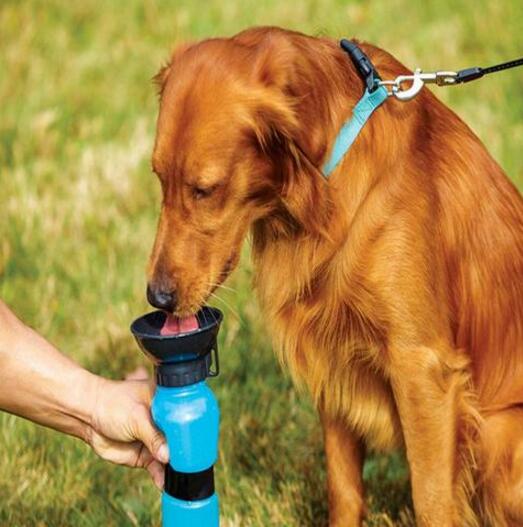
[{"xmin": 131, "ymin": 307, "xmax": 223, "ymax": 527}]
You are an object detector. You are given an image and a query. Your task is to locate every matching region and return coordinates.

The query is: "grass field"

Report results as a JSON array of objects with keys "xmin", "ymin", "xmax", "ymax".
[{"xmin": 1, "ymin": 1, "xmax": 522, "ymax": 525}]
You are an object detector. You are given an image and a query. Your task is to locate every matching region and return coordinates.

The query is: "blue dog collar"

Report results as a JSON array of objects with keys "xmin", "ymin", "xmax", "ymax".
[
  {"xmin": 322, "ymin": 39, "xmax": 389, "ymax": 178},
  {"xmin": 322, "ymin": 84, "xmax": 388, "ymax": 177}
]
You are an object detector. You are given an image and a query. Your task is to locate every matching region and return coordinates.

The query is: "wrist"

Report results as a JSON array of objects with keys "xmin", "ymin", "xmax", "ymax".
[{"xmin": 68, "ymin": 368, "xmax": 101, "ymax": 442}]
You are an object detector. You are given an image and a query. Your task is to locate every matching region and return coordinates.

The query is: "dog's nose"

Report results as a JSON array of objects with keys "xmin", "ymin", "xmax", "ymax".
[{"xmin": 146, "ymin": 284, "xmax": 178, "ymax": 311}]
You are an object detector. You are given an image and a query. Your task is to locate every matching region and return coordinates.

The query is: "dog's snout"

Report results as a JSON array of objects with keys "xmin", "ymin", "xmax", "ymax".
[{"xmin": 146, "ymin": 284, "xmax": 178, "ymax": 312}]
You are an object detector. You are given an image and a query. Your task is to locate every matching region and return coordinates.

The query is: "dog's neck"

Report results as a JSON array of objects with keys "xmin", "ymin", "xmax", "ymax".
[
  {"xmin": 250, "ymin": 35, "xmax": 428, "ymax": 302},
  {"xmin": 252, "ymin": 37, "xmax": 389, "ymax": 254}
]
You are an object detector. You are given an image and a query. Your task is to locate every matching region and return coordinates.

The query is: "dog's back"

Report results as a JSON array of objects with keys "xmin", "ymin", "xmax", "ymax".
[{"xmin": 424, "ymin": 93, "xmax": 523, "ymax": 408}]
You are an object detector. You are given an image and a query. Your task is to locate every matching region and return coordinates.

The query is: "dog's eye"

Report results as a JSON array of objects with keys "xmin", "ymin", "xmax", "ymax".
[{"xmin": 192, "ymin": 185, "xmax": 216, "ymax": 200}]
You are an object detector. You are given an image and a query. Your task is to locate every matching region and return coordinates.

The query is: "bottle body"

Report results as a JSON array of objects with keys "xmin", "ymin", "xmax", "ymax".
[{"xmin": 152, "ymin": 381, "xmax": 220, "ymax": 527}]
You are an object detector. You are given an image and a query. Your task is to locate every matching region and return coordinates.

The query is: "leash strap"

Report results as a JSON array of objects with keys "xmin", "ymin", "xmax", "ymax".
[
  {"xmin": 378, "ymin": 56, "xmax": 523, "ymax": 100},
  {"xmin": 455, "ymin": 57, "xmax": 523, "ymax": 84},
  {"xmin": 322, "ymin": 40, "xmax": 389, "ymax": 178}
]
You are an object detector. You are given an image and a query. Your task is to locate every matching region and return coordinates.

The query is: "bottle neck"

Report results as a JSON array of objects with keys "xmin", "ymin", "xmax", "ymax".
[{"xmin": 155, "ymin": 353, "xmax": 212, "ymax": 387}]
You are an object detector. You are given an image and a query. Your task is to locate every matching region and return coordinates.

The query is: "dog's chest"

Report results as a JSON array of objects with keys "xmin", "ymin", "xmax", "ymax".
[
  {"xmin": 254, "ymin": 243, "xmax": 403, "ymax": 451},
  {"xmin": 259, "ymin": 297, "xmax": 403, "ymax": 451}
]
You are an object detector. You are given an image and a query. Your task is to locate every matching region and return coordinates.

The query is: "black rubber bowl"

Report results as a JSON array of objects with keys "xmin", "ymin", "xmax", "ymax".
[{"xmin": 130, "ymin": 306, "xmax": 222, "ymax": 365}]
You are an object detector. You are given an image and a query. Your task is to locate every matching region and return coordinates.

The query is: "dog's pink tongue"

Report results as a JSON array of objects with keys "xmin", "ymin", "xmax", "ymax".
[{"xmin": 161, "ymin": 313, "xmax": 199, "ymax": 336}]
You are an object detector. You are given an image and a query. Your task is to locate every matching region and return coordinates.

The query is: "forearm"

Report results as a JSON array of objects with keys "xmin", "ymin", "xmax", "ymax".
[{"xmin": 0, "ymin": 300, "xmax": 97, "ymax": 441}]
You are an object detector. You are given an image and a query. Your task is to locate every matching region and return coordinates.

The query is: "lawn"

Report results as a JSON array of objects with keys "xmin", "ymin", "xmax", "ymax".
[{"xmin": 0, "ymin": 1, "xmax": 522, "ymax": 525}]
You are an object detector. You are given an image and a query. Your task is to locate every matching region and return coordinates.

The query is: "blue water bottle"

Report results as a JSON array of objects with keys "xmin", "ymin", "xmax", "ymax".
[{"xmin": 131, "ymin": 307, "xmax": 223, "ymax": 527}]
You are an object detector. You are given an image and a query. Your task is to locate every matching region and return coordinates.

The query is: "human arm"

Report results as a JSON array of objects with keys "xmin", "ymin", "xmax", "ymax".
[{"xmin": 0, "ymin": 299, "xmax": 167, "ymax": 488}]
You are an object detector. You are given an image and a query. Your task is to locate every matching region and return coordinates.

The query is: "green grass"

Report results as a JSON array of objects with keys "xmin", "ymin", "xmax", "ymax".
[{"xmin": 0, "ymin": 0, "xmax": 522, "ymax": 525}]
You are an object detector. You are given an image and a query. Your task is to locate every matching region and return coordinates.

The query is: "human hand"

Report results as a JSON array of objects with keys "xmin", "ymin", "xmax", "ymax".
[
  {"xmin": 0, "ymin": 301, "xmax": 168, "ymax": 488},
  {"xmin": 86, "ymin": 375, "xmax": 168, "ymax": 489}
]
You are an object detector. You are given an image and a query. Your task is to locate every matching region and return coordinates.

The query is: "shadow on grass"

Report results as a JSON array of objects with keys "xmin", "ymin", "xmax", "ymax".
[{"xmin": 364, "ymin": 452, "xmax": 414, "ymax": 526}]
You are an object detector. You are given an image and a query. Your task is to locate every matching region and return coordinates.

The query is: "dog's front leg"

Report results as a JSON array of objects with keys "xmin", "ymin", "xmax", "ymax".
[
  {"xmin": 388, "ymin": 345, "xmax": 472, "ymax": 527},
  {"xmin": 320, "ymin": 411, "xmax": 366, "ymax": 527}
]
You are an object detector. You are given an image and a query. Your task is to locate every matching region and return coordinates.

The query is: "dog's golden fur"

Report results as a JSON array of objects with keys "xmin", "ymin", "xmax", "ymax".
[{"xmin": 148, "ymin": 27, "xmax": 523, "ymax": 526}]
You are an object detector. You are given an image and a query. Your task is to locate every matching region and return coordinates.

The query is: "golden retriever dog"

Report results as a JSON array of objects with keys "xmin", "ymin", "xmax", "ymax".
[{"xmin": 146, "ymin": 26, "xmax": 523, "ymax": 526}]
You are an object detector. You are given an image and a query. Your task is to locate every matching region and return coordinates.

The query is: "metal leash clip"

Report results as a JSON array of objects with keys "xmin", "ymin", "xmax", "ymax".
[{"xmin": 378, "ymin": 69, "xmax": 458, "ymax": 101}]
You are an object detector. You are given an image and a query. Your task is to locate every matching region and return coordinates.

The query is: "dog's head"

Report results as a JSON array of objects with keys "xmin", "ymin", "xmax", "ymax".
[{"xmin": 147, "ymin": 28, "xmax": 362, "ymax": 315}]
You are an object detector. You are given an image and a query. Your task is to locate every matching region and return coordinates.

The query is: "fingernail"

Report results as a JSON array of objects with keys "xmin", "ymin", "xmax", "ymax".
[
  {"xmin": 155, "ymin": 473, "xmax": 164, "ymax": 490},
  {"xmin": 158, "ymin": 443, "xmax": 169, "ymax": 463}
]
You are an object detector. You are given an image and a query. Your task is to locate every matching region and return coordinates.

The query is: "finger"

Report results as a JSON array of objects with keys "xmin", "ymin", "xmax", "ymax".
[
  {"xmin": 125, "ymin": 366, "xmax": 149, "ymax": 381},
  {"xmin": 146, "ymin": 459, "xmax": 165, "ymax": 490},
  {"xmin": 129, "ymin": 444, "xmax": 165, "ymax": 490},
  {"xmin": 133, "ymin": 407, "xmax": 169, "ymax": 464},
  {"xmin": 94, "ymin": 437, "xmax": 165, "ymax": 489},
  {"xmin": 96, "ymin": 435, "xmax": 158, "ymax": 472},
  {"xmin": 133, "ymin": 378, "xmax": 155, "ymax": 405},
  {"xmin": 93, "ymin": 436, "xmax": 145, "ymax": 466}
]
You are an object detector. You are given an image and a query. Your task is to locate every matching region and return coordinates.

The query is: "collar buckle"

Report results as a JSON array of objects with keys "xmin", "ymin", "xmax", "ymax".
[{"xmin": 340, "ymin": 39, "xmax": 382, "ymax": 93}]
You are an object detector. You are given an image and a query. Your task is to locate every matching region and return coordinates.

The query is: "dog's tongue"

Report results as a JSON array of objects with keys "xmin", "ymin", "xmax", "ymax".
[{"xmin": 161, "ymin": 313, "xmax": 199, "ymax": 336}]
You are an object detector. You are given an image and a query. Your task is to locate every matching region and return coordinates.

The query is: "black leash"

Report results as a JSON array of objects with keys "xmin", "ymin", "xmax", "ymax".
[
  {"xmin": 455, "ymin": 56, "xmax": 523, "ymax": 83},
  {"xmin": 363, "ymin": 47, "xmax": 523, "ymax": 101}
]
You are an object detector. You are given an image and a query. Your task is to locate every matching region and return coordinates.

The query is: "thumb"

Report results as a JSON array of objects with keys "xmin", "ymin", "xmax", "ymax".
[{"xmin": 135, "ymin": 409, "xmax": 169, "ymax": 464}]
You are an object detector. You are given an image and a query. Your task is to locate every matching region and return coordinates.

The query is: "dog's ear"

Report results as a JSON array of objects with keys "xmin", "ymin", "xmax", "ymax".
[
  {"xmin": 246, "ymin": 33, "xmax": 332, "ymax": 237},
  {"xmin": 250, "ymin": 32, "xmax": 295, "ymax": 90},
  {"xmin": 279, "ymin": 139, "xmax": 332, "ymax": 239},
  {"xmin": 153, "ymin": 62, "xmax": 172, "ymax": 97},
  {"xmin": 252, "ymin": 94, "xmax": 331, "ymax": 238},
  {"xmin": 153, "ymin": 42, "xmax": 195, "ymax": 97}
]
